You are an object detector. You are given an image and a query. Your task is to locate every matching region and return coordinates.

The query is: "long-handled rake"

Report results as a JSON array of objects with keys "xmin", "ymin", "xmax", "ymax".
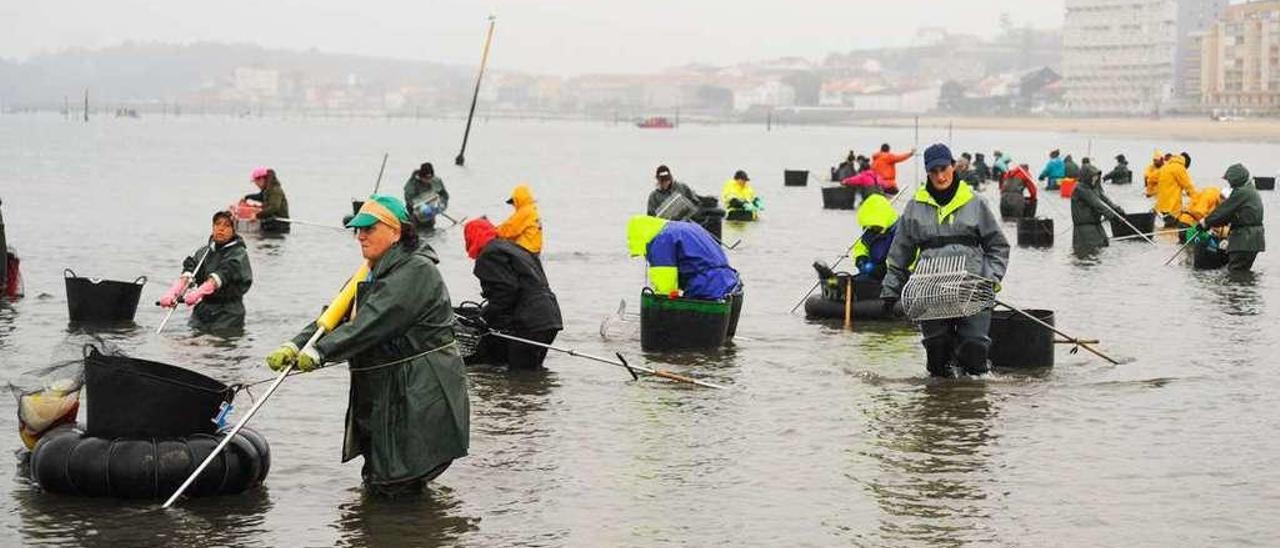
[{"xmin": 901, "ymin": 255, "xmax": 1120, "ymax": 365}]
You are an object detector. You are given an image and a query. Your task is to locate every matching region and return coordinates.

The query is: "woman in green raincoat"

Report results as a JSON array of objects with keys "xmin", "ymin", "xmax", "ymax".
[
  {"xmin": 157, "ymin": 211, "xmax": 253, "ymax": 332},
  {"xmin": 266, "ymin": 194, "xmax": 469, "ymax": 495}
]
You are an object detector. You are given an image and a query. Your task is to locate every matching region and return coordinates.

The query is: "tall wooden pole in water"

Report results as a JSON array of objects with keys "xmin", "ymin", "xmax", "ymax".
[
  {"xmin": 455, "ymin": 15, "xmax": 496, "ymax": 167},
  {"xmin": 83, "ymin": 89, "xmax": 89, "ymax": 123}
]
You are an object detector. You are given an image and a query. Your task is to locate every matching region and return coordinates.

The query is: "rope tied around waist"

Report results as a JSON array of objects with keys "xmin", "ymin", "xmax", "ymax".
[{"xmin": 236, "ymin": 340, "xmax": 458, "ymax": 402}]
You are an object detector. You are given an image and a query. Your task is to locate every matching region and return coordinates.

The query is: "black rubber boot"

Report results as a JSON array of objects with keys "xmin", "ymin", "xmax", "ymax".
[
  {"xmin": 925, "ymin": 341, "xmax": 955, "ymax": 378},
  {"xmin": 957, "ymin": 341, "xmax": 990, "ymax": 376}
]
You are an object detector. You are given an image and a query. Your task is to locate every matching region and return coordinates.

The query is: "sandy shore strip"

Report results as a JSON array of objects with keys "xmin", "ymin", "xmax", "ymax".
[{"xmin": 855, "ymin": 116, "xmax": 1280, "ymax": 143}]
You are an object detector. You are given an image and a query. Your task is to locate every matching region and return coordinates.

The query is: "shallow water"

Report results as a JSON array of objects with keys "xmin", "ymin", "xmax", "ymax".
[{"xmin": 0, "ymin": 114, "xmax": 1278, "ymax": 546}]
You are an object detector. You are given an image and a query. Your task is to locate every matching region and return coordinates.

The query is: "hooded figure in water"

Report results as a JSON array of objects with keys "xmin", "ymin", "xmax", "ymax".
[
  {"xmin": 850, "ymin": 194, "xmax": 898, "ymax": 281},
  {"xmin": 495, "ymin": 183, "xmax": 543, "ymax": 256},
  {"xmin": 626, "ymin": 215, "xmax": 739, "ymax": 300}
]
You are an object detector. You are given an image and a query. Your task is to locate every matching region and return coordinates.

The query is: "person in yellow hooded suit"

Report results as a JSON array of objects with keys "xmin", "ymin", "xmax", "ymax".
[
  {"xmin": 1144, "ymin": 150, "xmax": 1165, "ymax": 199},
  {"xmin": 1155, "ymin": 152, "xmax": 1197, "ymax": 227},
  {"xmin": 721, "ymin": 170, "xmax": 763, "ymax": 220},
  {"xmin": 496, "ymin": 183, "xmax": 543, "ymax": 255}
]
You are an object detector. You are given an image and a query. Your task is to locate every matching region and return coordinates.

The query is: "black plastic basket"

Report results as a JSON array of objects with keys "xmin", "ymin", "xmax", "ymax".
[
  {"xmin": 1016, "ymin": 218, "xmax": 1054, "ymax": 247},
  {"xmin": 1192, "ymin": 242, "xmax": 1228, "ymax": 270},
  {"xmin": 822, "ymin": 186, "xmax": 857, "ymax": 210},
  {"xmin": 64, "ymin": 269, "xmax": 146, "ymax": 323},
  {"xmin": 988, "ymin": 309, "xmax": 1055, "ymax": 369},
  {"xmin": 640, "ymin": 290, "xmax": 732, "ymax": 351},
  {"xmin": 1254, "ymin": 176, "xmax": 1274, "ymax": 191},
  {"xmin": 1109, "ymin": 212, "xmax": 1156, "ymax": 238},
  {"xmin": 84, "ymin": 347, "xmax": 232, "ymax": 439},
  {"xmin": 784, "ymin": 170, "xmax": 809, "ymax": 187}
]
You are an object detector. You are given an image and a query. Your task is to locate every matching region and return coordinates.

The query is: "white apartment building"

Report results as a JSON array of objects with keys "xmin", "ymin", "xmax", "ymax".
[
  {"xmin": 1200, "ymin": 0, "xmax": 1280, "ymax": 112},
  {"xmin": 1062, "ymin": 0, "xmax": 1179, "ymax": 113}
]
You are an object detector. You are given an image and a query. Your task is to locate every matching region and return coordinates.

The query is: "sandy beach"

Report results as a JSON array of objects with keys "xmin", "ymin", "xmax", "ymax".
[{"xmin": 859, "ymin": 115, "xmax": 1280, "ymax": 143}]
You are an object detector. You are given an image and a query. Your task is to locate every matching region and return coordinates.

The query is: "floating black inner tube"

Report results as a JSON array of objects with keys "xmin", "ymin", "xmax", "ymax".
[{"xmin": 29, "ymin": 425, "xmax": 269, "ymax": 499}]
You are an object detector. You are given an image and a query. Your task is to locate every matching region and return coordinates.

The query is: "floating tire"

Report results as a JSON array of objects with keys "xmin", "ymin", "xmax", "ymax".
[
  {"xmin": 802, "ymin": 294, "xmax": 897, "ymax": 320},
  {"xmin": 30, "ymin": 424, "xmax": 270, "ymax": 499}
]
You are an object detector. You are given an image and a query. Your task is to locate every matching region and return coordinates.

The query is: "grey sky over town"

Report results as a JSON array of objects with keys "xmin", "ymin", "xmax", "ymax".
[{"xmin": 0, "ymin": 0, "xmax": 1065, "ymax": 74}]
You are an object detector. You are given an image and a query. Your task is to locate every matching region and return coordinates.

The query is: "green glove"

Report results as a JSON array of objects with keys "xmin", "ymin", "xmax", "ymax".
[
  {"xmin": 266, "ymin": 344, "xmax": 298, "ymax": 371},
  {"xmin": 296, "ymin": 346, "xmax": 322, "ymax": 373}
]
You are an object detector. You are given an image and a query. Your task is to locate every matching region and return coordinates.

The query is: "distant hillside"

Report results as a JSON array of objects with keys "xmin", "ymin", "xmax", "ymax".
[{"xmin": 0, "ymin": 41, "xmax": 471, "ymax": 108}]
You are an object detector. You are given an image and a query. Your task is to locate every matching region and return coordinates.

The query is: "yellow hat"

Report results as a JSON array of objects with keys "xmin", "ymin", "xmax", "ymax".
[{"xmin": 1152, "ymin": 149, "xmax": 1164, "ymax": 160}]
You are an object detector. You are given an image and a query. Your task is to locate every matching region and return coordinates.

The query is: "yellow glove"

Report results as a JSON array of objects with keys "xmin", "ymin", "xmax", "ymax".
[
  {"xmin": 266, "ymin": 343, "xmax": 298, "ymax": 371},
  {"xmin": 296, "ymin": 346, "xmax": 322, "ymax": 373},
  {"xmin": 993, "ymin": 281, "xmax": 1003, "ymax": 293}
]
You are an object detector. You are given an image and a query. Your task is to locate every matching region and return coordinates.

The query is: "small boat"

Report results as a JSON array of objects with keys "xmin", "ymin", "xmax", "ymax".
[{"xmin": 636, "ymin": 116, "xmax": 674, "ymax": 129}]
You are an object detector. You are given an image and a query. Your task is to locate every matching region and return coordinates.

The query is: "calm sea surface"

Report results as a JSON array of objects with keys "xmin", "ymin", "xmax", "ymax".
[{"xmin": 0, "ymin": 114, "xmax": 1277, "ymax": 546}]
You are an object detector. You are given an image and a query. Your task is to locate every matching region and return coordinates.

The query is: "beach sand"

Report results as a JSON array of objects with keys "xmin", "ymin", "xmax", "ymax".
[{"xmin": 860, "ymin": 116, "xmax": 1280, "ymax": 143}]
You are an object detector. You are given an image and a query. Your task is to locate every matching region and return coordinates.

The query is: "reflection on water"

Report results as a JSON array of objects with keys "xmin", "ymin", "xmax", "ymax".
[
  {"xmin": 12, "ymin": 483, "xmax": 273, "ymax": 548},
  {"xmin": 333, "ymin": 487, "xmax": 478, "ymax": 548},
  {"xmin": 857, "ymin": 382, "xmax": 998, "ymax": 547}
]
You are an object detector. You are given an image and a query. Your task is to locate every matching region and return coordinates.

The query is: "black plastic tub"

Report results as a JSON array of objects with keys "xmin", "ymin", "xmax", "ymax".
[
  {"xmin": 694, "ymin": 198, "xmax": 725, "ymax": 241},
  {"xmin": 64, "ymin": 270, "xmax": 146, "ymax": 323},
  {"xmin": 988, "ymin": 309, "xmax": 1055, "ymax": 369},
  {"xmin": 725, "ymin": 209, "xmax": 756, "ymax": 222},
  {"xmin": 1255, "ymin": 176, "xmax": 1275, "ymax": 191},
  {"xmin": 84, "ymin": 348, "xmax": 234, "ymax": 439},
  {"xmin": 1109, "ymin": 212, "xmax": 1156, "ymax": 239},
  {"xmin": 30, "ymin": 424, "xmax": 270, "ymax": 499},
  {"xmin": 784, "ymin": 170, "xmax": 809, "ymax": 187},
  {"xmin": 1192, "ymin": 242, "xmax": 1228, "ymax": 270},
  {"xmin": 640, "ymin": 290, "xmax": 732, "ymax": 351},
  {"xmin": 1016, "ymin": 218, "xmax": 1054, "ymax": 247},
  {"xmin": 822, "ymin": 186, "xmax": 857, "ymax": 210}
]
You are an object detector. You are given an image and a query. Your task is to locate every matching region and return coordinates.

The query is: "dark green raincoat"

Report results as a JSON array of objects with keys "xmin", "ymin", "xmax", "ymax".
[
  {"xmin": 291, "ymin": 243, "xmax": 469, "ymax": 486},
  {"xmin": 183, "ymin": 236, "xmax": 252, "ymax": 331},
  {"xmin": 1205, "ymin": 178, "xmax": 1265, "ymax": 254},
  {"xmin": 404, "ymin": 175, "xmax": 450, "ymax": 230},
  {"xmin": 1103, "ymin": 162, "xmax": 1132, "ymax": 185},
  {"xmin": 1070, "ymin": 173, "xmax": 1122, "ymax": 252},
  {"xmin": 257, "ymin": 181, "xmax": 290, "ymax": 233}
]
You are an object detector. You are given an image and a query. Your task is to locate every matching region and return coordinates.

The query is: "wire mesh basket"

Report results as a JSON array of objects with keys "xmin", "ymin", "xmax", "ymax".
[
  {"xmin": 901, "ymin": 255, "xmax": 997, "ymax": 321},
  {"xmin": 452, "ymin": 302, "xmax": 487, "ymax": 360}
]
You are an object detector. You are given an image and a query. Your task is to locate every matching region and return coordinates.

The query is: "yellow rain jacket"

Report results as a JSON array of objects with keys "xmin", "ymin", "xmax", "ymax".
[
  {"xmin": 851, "ymin": 193, "xmax": 899, "ymax": 263},
  {"xmin": 721, "ymin": 179, "xmax": 756, "ymax": 208},
  {"xmin": 626, "ymin": 215, "xmax": 676, "ymax": 294},
  {"xmin": 1176, "ymin": 187, "xmax": 1223, "ymax": 226},
  {"xmin": 1144, "ymin": 150, "xmax": 1164, "ymax": 198},
  {"xmin": 1154, "ymin": 155, "xmax": 1196, "ymax": 216},
  {"xmin": 496, "ymin": 184, "xmax": 543, "ymax": 255}
]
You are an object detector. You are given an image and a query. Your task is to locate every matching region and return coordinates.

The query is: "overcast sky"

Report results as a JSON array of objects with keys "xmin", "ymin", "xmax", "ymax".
[{"xmin": 0, "ymin": 0, "xmax": 1065, "ymax": 74}]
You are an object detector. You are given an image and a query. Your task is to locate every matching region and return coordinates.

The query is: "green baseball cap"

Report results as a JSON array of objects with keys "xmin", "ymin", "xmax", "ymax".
[{"xmin": 346, "ymin": 194, "xmax": 410, "ymax": 228}]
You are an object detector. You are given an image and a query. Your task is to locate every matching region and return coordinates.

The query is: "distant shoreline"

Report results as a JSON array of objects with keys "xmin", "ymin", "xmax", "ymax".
[
  {"xmin": 8, "ymin": 109, "xmax": 1279, "ymax": 143},
  {"xmin": 851, "ymin": 115, "xmax": 1280, "ymax": 143}
]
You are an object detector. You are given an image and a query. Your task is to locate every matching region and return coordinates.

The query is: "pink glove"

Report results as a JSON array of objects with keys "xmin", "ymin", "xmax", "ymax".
[
  {"xmin": 183, "ymin": 279, "xmax": 218, "ymax": 307},
  {"xmin": 158, "ymin": 277, "xmax": 187, "ymax": 308}
]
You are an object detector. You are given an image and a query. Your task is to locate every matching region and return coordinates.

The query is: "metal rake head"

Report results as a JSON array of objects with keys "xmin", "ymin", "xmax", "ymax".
[{"xmin": 901, "ymin": 255, "xmax": 997, "ymax": 321}]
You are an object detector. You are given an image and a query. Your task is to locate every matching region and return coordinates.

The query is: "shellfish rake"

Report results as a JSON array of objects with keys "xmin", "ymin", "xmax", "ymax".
[{"xmin": 901, "ymin": 256, "xmax": 1120, "ymax": 365}]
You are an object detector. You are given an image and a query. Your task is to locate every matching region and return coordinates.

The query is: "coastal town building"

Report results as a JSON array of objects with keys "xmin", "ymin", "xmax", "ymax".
[
  {"xmin": 1061, "ymin": 0, "xmax": 1179, "ymax": 114},
  {"xmin": 1199, "ymin": 0, "xmax": 1280, "ymax": 113}
]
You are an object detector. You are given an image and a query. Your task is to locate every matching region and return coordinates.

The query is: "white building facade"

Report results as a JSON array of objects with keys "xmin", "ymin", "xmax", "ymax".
[{"xmin": 1061, "ymin": 0, "xmax": 1179, "ymax": 114}]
